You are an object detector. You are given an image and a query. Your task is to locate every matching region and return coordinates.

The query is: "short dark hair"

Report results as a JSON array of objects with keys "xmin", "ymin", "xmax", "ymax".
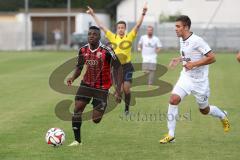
[
  {"xmin": 116, "ymin": 21, "xmax": 127, "ymax": 27},
  {"xmin": 176, "ymin": 15, "xmax": 191, "ymax": 29},
  {"xmin": 89, "ymin": 26, "xmax": 100, "ymax": 31}
]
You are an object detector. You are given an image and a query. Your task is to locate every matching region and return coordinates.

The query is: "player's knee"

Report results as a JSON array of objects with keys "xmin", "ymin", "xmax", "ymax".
[
  {"xmin": 74, "ymin": 101, "xmax": 86, "ymax": 112},
  {"xmin": 199, "ymin": 107, "xmax": 210, "ymax": 115},
  {"xmin": 92, "ymin": 118, "xmax": 102, "ymax": 124},
  {"xmin": 74, "ymin": 106, "xmax": 83, "ymax": 114},
  {"xmin": 169, "ymin": 95, "xmax": 181, "ymax": 105},
  {"xmin": 123, "ymin": 87, "xmax": 131, "ymax": 94},
  {"xmin": 92, "ymin": 110, "xmax": 104, "ymax": 123},
  {"xmin": 123, "ymin": 82, "xmax": 131, "ymax": 94}
]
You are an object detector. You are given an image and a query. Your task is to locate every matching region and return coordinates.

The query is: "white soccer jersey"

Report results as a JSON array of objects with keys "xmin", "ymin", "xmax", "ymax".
[
  {"xmin": 138, "ymin": 35, "xmax": 162, "ymax": 63},
  {"xmin": 179, "ymin": 33, "xmax": 212, "ymax": 82}
]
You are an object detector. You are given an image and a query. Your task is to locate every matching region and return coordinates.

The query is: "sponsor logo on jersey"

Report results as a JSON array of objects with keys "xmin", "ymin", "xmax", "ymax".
[
  {"xmin": 86, "ymin": 60, "xmax": 98, "ymax": 66},
  {"xmin": 181, "ymin": 51, "xmax": 191, "ymax": 62},
  {"xmin": 182, "ymin": 57, "xmax": 191, "ymax": 62}
]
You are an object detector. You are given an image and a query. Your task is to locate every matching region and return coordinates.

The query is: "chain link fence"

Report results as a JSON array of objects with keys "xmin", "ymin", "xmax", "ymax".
[{"xmin": 128, "ymin": 22, "xmax": 240, "ymax": 52}]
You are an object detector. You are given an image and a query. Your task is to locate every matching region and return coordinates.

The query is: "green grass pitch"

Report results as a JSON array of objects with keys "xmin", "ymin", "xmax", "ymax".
[{"xmin": 0, "ymin": 51, "xmax": 239, "ymax": 160}]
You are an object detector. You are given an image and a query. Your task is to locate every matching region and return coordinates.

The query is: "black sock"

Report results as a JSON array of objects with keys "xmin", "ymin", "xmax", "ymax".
[
  {"xmin": 125, "ymin": 93, "xmax": 131, "ymax": 112},
  {"xmin": 72, "ymin": 112, "xmax": 82, "ymax": 143}
]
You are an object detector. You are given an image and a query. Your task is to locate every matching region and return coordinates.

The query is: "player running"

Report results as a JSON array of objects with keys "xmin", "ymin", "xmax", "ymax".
[
  {"xmin": 159, "ymin": 15, "xmax": 230, "ymax": 144},
  {"xmin": 86, "ymin": 3, "xmax": 147, "ymax": 115},
  {"xmin": 67, "ymin": 26, "xmax": 123, "ymax": 146}
]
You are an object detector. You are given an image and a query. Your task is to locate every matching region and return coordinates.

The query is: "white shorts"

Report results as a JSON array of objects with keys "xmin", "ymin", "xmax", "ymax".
[
  {"xmin": 142, "ymin": 63, "xmax": 157, "ymax": 71},
  {"xmin": 142, "ymin": 57, "xmax": 157, "ymax": 71},
  {"xmin": 142, "ymin": 56, "xmax": 157, "ymax": 64},
  {"xmin": 172, "ymin": 74, "xmax": 210, "ymax": 109}
]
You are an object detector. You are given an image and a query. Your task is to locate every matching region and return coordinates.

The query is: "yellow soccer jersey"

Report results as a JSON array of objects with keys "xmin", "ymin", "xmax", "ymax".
[{"xmin": 105, "ymin": 29, "xmax": 137, "ymax": 64}]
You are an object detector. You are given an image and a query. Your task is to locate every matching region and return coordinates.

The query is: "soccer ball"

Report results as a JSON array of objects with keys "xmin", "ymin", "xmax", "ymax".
[{"xmin": 45, "ymin": 128, "xmax": 65, "ymax": 147}]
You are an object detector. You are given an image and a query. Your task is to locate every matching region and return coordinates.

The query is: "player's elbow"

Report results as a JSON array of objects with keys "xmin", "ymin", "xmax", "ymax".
[
  {"xmin": 133, "ymin": 26, "xmax": 140, "ymax": 33},
  {"xmin": 93, "ymin": 118, "xmax": 102, "ymax": 124}
]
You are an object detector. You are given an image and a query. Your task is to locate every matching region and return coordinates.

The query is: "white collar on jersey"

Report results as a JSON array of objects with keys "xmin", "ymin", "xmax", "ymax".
[
  {"xmin": 88, "ymin": 41, "xmax": 102, "ymax": 52},
  {"xmin": 182, "ymin": 32, "xmax": 193, "ymax": 41}
]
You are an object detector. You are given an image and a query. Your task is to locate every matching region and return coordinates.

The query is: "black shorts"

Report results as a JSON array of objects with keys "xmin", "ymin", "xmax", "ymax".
[
  {"xmin": 122, "ymin": 62, "xmax": 134, "ymax": 83},
  {"xmin": 75, "ymin": 82, "xmax": 109, "ymax": 112}
]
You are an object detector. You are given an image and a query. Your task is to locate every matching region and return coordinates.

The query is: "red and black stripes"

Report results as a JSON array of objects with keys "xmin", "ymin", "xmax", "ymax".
[{"xmin": 76, "ymin": 44, "xmax": 114, "ymax": 90}]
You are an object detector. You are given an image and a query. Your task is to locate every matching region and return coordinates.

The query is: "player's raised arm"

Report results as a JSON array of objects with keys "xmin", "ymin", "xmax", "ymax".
[
  {"xmin": 86, "ymin": 6, "xmax": 109, "ymax": 33},
  {"xmin": 132, "ymin": 2, "xmax": 148, "ymax": 33},
  {"xmin": 67, "ymin": 50, "xmax": 84, "ymax": 86}
]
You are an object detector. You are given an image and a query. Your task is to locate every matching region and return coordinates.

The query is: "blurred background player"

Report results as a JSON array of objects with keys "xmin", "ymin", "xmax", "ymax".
[
  {"xmin": 159, "ymin": 15, "xmax": 230, "ymax": 144},
  {"xmin": 236, "ymin": 51, "xmax": 240, "ymax": 62},
  {"xmin": 138, "ymin": 25, "xmax": 162, "ymax": 86},
  {"xmin": 67, "ymin": 26, "xmax": 123, "ymax": 146},
  {"xmin": 53, "ymin": 28, "xmax": 62, "ymax": 50},
  {"xmin": 86, "ymin": 3, "xmax": 147, "ymax": 115}
]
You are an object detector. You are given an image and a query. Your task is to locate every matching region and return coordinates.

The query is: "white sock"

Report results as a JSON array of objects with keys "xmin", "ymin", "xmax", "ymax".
[
  {"xmin": 208, "ymin": 105, "xmax": 226, "ymax": 119},
  {"xmin": 167, "ymin": 104, "xmax": 178, "ymax": 137}
]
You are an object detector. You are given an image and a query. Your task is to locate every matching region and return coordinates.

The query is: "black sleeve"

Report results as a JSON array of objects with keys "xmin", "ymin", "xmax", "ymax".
[{"xmin": 76, "ymin": 48, "xmax": 85, "ymax": 70}]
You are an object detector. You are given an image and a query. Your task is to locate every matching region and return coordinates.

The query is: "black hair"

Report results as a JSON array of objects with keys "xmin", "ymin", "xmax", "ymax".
[
  {"xmin": 176, "ymin": 15, "xmax": 191, "ymax": 29},
  {"xmin": 116, "ymin": 21, "xmax": 127, "ymax": 27},
  {"xmin": 89, "ymin": 26, "xmax": 100, "ymax": 31},
  {"xmin": 89, "ymin": 26, "xmax": 101, "ymax": 37}
]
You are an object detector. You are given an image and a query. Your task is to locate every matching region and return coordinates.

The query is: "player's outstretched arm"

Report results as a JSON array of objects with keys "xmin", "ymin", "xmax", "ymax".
[
  {"xmin": 67, "ymin": 68, "xmax": 81, "ymax": 86},
  {"xmin": 86, "ymin": 6, "xmax": 109, "ymax": 33},
  {"xmin": 67, "ymin": 51, "xmax": 84, "ymax": 86},
  {"xmin": 168, "ymin": 56, "xmax": 182, "ymax": 69},
  {"xmin": 132, "ymin": 2, "xmax": 148, "ymax": 33},
  {"xmin": 110, "ymin": 51, "xmax": 123, "ymax": 103},
  {"xmin": 184, "ymin": 51, "xmax": 216, "ymax": 70}
]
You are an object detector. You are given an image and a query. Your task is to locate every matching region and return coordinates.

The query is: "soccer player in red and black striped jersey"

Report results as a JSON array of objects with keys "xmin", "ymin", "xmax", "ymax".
[{"xmin": 67, "ymin": 26, "xmax": 123, "ymax": 146}]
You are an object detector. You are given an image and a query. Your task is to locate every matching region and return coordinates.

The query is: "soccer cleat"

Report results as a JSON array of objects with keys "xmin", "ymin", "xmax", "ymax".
[
  {"xmin": 68, "ymin": 140, "xmax": 82, "ymax": 147},
  {"xmin": 159, "ymin": 134, "xmax": 175, "ymax": 144},
  {"xmin": 221, "ymin": 116, "xmax": 230, "ymax": 133},
  {"xmin": 221, "ymin": 111, "xmax": 230, "ymax": 132},
  {"xmin": 221, "ymin": 118, "xmax": 230, "ymax": 132}
]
